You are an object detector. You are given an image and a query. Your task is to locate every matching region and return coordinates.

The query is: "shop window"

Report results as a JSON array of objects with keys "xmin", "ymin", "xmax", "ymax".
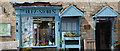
[
  {"xmin": 62, "ymin": 18, "xmax": 78, "ymax": 33},
  {"xmin": 21, "ymin": 17, "xmax": 55, "ymax": 47},
  {"xmin": 84, "ymin": 25, "xmax": 90, "ymax": 30},
  {"xmin": 62, "ymin": 22, "xmax": 77, "ymax": 32}
]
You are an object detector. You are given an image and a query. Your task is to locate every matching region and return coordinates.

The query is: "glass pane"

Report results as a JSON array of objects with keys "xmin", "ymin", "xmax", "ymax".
[
  {"xmin": 67, "ymin": 23, "xmax": 72, "ymax": 32},
  {"xmin": 72, "ymin": 22, "xmax": 76, "ymax": 31},
  {"xmin": 21, "ymin": 17, "xmax": 33, "ymax": 47},
  {"xmin": 62, "ymin": 21, "xmax": 77, "ymax": 33},
  {"xmin": 21, "ymin": 17, "xmax": 55, "ymax": 47},
  {"xmin": 62, "ymin": 23, "xmax": 67, "ymax": 31}
]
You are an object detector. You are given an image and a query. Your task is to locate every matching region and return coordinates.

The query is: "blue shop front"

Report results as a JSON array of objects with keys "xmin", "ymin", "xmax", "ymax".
[
  {"xmin": 13, "ymin": 2, "xmax": 84, "ymax": 51},
  {"xmin": 93, "ymin": 6, "xmax": 119, "ymax": 51}
]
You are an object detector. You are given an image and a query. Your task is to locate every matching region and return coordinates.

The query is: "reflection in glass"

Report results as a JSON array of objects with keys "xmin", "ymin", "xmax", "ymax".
[{"xmin": 21, "ymin": 17, "xmax": 55, "ymax": 47}]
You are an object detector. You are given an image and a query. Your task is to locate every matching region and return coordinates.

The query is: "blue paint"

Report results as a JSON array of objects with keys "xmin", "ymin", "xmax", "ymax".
[
  {"xmin": 93, "ymin": 6, "xmax": 119, "ymax": 51},
  {"xmin": 79, "ymin": 17, "xmax": 82, "ymax": 51},
  {"xmin": 14, "ymin": 6, "xmax": 61, "ymax": 10},
  {"xmin": 111, "ymin": 19, "xmax": 115, "ymax": 51},
  {"xmin": 62, "ymin": 36, "xmax": 81, "ymax": 48},
  {"xmin": 18, "ymin": 14, "xmax": 58, "ymax": 17},
  {"xmin": 60, "ymin": 5, "xmax": 84, "ymax": 17},
  {"xmin": 60, "ymin": 5, "xmax": 83, "ymax": 51},
  {"xmin": 20, "ymin": 46, "xmax": 57, "ymax": 48},
  {"xmin": 16, "ymin": 16, "xmax": 20, "ymax": 47},
  {"xmin": 14, "ymin": 6, "xmax": 61, "ymax": 17},
  {"xmin": 61, "ymin": 18, "xmax": 81, "ymax": 51},
  {"xmin": 61, "ymin": 18, "xmax": 79, "ymax": 33},
  {"xmin": 93, "ymin": 6, "xmax": 119, "ymax": 39},
  {"xmin": 16, "ymin": 16, "xmax": 22, "ymax": 47},
  {"xmin": 15, "ymin": 9, "xmax": 22, "ymax": 47},
  {"xmin": 13, "ymin": 5, "xmax": 62, "ymax": 49},
  {"xmin": 94, "ymin": 6, "xmax": 119, "ymax": 17},
  {"xmin": 64, "ymin": 37, "xmax": 80, "ymax": 40},
  {"xmin": 55, "ymin": 15, "xmax": 60, "ymax": 50},
  {"xmin": 78, "ymin": 17, "xmax": 81, "ymax": 34}
]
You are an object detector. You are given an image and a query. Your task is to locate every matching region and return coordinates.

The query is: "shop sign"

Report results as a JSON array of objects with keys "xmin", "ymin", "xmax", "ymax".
[{"xmin": 21, "ymin": 9, "xmax": 56, "ymax": 14}]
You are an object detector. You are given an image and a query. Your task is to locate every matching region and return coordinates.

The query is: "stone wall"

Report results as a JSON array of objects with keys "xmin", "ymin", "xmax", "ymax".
[
  {"xmin": 0, "ymin": 1, "xmax": 119, "ymax": 41},
  {"xmin": 0, "ymin": 0, "xmax": 119, "ymax": 2},
  {"xmin": 0, "ymin": 2, "xmax": 16, "ymax": 41},
  {"xmin": 116, "ymin": 1, "xmax": 120, "ymax": 41},
  {"xmin": 0, "ymin": 1, "xmax": 120, "ymax": 50},
  {"xmin": 57, "ymin": 2, "xmax": 119, "ymax": 40},
  {"xmin": 0, "ymin": 41, "xmax": 18, "ymax": 50}
]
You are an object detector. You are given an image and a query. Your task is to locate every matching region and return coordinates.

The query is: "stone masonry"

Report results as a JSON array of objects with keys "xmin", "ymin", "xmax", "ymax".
[{"xmin": 0, "ymin": 0, "xmax": 120, "ymax": 50}]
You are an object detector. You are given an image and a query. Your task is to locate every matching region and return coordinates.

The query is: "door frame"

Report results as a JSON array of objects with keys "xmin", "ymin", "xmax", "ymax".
[
  {"xmin": 95, "ymin": 20, "xmax": 112, "ymax": 49},
  {"xmin": 94, "ymin": 17, "xmax": 116, "ymax": 50}
]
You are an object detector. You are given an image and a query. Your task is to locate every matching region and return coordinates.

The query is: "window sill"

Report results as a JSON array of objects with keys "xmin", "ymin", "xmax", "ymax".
[
  {"xmin": 20, "ymin": 46, "xmax": 57, "ymax": 48},
  {"xmin": 64, "ymin": 37, "xmax": 80, "ymax": 40}
]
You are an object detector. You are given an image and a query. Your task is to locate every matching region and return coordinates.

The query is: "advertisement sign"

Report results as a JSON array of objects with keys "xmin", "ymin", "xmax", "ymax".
[{"xmin": 0, "ymin": 23, "xmax": 11, "ymax": 36}]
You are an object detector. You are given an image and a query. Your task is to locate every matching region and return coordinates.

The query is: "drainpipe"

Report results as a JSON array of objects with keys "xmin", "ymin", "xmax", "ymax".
[
  {"xmin": 111, "ymin": 18, "xmax": 115, "ymax": 51},
  {"xmin": 93, "ymin": 16, "xmax": 97, "ymax": 39}
]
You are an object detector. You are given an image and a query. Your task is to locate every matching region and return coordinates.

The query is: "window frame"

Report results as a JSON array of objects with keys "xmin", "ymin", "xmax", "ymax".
[
  {"xmin": 20, "ymin": 17, "xmax": 57, "ymax": 48},
  {"xmin": 61, "ymin": 17, "xmax": 79, "ymax": 34}
]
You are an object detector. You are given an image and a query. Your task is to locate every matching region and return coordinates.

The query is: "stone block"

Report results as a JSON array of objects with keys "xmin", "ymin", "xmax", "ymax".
[{"xmin": 0, "ymin": 41, "xmax": 18, "ymax": 50}]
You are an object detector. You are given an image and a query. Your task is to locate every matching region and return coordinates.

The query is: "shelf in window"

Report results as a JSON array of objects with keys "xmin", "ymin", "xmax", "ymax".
[
  {"xmin": 64, "ymin": 37, "xmax": 80, "ymax": 40},
  {"xmin": 20, "ymin": 46, "xmax": 57, "ymax": 48},
  {"xmin": 65, "ymin": 45, "xmax": 80, "ymax": 48}
]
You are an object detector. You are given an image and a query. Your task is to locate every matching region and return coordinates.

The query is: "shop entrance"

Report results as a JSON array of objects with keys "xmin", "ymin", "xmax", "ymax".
[
  {"xmin": 96, "ymin": 20, "xmax": 112, "ymax": 51},
  {"xmin": 13, "ymin": 3, "xmax": 62, "ymax": 48}
]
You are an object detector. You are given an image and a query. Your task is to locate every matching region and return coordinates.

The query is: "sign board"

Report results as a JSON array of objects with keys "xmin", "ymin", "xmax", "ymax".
[
  {"xmin": 20, "ymin": 9, "xmax": 57, "ymax": 16},
  {"xmin": 0, "ymin": 23, "xmax": 11, "ymax": 36},
  {"xmin": 14, "ymin": 5, "xmax": 62, "ymax": 16}
]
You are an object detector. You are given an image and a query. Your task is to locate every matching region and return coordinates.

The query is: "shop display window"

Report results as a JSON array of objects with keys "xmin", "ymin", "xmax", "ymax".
[{"xmin": 21, "ymin": 17, "xmax": 55, "ymax": 47}]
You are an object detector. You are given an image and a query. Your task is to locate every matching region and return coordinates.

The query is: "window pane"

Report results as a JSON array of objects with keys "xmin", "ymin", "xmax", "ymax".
[
  {"xmin": 61, "ymin": 19, "xmax": 77, "ymax": 33},
  {"xmin": 21, "ymin": 17, "xmax": 55, "ymax": 47},
  {"xmin": 33, "ymin": 17, "xmax": 55, "ymax": 46},
  {"xmin": 62, "ymin": 23, "xmax": 67, "ymax": 31},
  {"xmin": 67, "ymin": 23, "xmax": 72, "ymax": 32},
  {"xmin": 21, "ymin": 17, "xmax": 33, "ymax": 47},
  {"xmin": 72, "ymin": 22, "xmax": 76, "ymax": 31}
]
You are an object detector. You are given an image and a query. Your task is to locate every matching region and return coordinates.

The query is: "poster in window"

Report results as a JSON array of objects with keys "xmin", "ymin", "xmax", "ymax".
[{"xmin": 0, "ymin": 23, "xmax": 11, "ymax": 36}]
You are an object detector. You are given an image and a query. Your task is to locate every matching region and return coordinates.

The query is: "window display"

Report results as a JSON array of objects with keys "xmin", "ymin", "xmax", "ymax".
[
  {"xmin": 21, "ymin": 17, "xmax": 33, "ymax": 47},
  {"xmin": 21, "ymin": 17, "xmax": 55, "ymax": 47}
]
